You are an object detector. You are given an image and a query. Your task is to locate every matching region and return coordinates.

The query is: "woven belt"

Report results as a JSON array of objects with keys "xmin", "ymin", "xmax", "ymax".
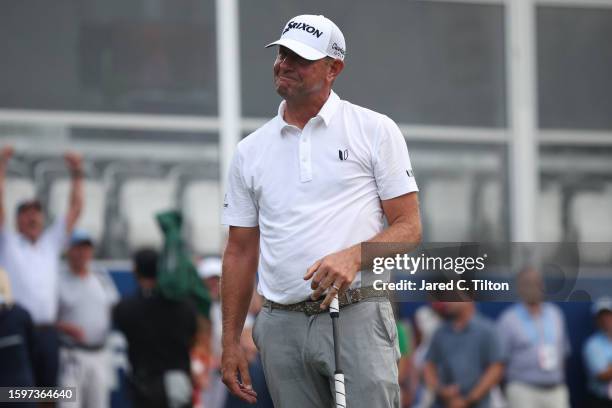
[{"xmin": 263, "ymin": 286, "xmax": 389, "ymax": 316}]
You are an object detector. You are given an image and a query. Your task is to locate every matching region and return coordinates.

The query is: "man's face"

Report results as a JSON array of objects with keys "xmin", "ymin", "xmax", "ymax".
[
  {"xmin": 16, "ymin": 207, "xmax": 44, "ymax": 241},
  {"xmin": 597, "ymin": 311, "xmax": 612, "ymax": 334},
  {"xmin": 67, "ymin": 244, "xmax": 93, "ymax": 272},
  {"xmin": 517, "ymin": 268, "xmax": 544, "ymax": 305},
  {"xmin": 441, "ymin": 301, "xmax": 463, "ymax": 318},
  {"xmin": 273, "ymin": 46, "xmax": 333, "ymax": 99}
]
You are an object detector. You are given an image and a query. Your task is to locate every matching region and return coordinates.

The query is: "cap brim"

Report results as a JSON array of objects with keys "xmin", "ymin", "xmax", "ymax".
[
  {"xmin": 70, "ymin": 239, "xmax": 93, "ymax": 247},
  {"xmin": 265, "ymin": 38, "xmax": 327, "ymax": 61}
]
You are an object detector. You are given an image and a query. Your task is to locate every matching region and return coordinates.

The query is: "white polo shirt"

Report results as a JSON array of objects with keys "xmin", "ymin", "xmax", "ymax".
[
  {"xmin": 222, "ymin": 91, "xmax": 418, "ymax": 304},
  {"xmin": 0, "ymin": 218, "xmax": 67, "ymax": 324}
]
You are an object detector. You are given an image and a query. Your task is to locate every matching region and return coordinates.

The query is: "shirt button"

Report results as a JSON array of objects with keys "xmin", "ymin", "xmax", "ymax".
[
  {"xmin": 302, "ymin": 138, "xmax": 307, "ymax": 143},
  {"xmin": 301, "ymin": 156, "xmax": 307, "ymax": 162}
]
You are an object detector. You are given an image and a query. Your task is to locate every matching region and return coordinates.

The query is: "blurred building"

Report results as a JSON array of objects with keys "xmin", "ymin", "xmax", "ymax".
[{"xmin": 0, "ymin": 0, "xmax": 611, "ymax": 264}]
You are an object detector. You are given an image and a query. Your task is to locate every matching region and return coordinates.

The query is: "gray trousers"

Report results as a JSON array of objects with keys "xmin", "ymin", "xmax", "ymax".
[{"xmin": 252, "ymin": 298, "xmax": 400, "ymax": 408}]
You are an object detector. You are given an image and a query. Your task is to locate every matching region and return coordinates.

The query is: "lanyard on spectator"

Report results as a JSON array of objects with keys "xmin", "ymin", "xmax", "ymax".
[{"xmin": 516, "ymin": 303, "xmax": 557, "ymax": 345}]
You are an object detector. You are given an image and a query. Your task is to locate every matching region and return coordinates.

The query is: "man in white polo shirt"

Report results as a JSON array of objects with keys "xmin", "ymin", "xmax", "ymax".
[
  {"xmin": 0, "ymin": 145, "xmax": 84, "ymax": 388},
  {"xmin": 221, "ymin": 15, "xmax": 421, "ymax": 407}
]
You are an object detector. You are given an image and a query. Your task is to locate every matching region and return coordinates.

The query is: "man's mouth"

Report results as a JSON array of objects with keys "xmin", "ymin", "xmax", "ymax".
[{"xmin": 277, "ymin": 75, "xmax": 297, "ymax": 82}]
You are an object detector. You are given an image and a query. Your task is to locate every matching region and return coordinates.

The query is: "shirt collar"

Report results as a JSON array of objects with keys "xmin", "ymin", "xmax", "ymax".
[
  {"xmin": 443, "ymin": 312, "xmax": 479, "ymax": 333},
  {"xmin": 276, "ymin": 90, "xmax": 341, "ymax": 131}
]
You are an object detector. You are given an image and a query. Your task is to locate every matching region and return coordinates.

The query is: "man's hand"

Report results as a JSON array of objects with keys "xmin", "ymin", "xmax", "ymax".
[
  {"xmin": 221, "ymin": 342, "xmax": 257, "ymax": 404},
  {"xmin": 1, "ymin": 145, "xmax": 14, "ymax": 165},
  {"xmin": 304, "ymin": 245, "xmax": 360, "ymax": 310},
  {"xmin": 240, "ymin": 328, "xmax": 258, "ymax": 363},
  {"xmin": 447, "ymin": 397, "xmax": 469, "ymax": 408},
  {"xmin": 56, "ymin": 322, "xmax": 85, "ymax": 343},
  {"xmin": 439, "ymin": 384, "xmax": 460, "ymax": 402},
  {"xmin": 64, "ymin": 151, "xmax": 83, "ymax": 174}
]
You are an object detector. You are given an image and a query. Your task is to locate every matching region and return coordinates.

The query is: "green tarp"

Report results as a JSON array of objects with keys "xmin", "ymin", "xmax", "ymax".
[{"xmin": 156, "ymin": 210, "xmax": 211, "ymax": 318}]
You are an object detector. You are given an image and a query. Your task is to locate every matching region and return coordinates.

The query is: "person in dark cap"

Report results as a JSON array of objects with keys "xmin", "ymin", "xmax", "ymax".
[
  {"xmin": 113, "ymin": 248, "xmax": 197, "ymax": 408},
  {"xmin": 0, "ymin": 145, "xmax": 84, "ymax": 390},
  {"xmin": 57, "ymin": 230, "xmax": 119, "ymax": 408},
  {"xmin": 583, "ymin": 296, "xmax": 612, "ymax": 408}
]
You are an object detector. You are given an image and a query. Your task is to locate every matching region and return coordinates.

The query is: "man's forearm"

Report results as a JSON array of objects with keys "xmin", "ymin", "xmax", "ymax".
[
  {"xmin": 423, "ymin": 362, "xmax": 439, "ymax": 392},
  {"xmin": 466, "ymin": 362, "xmax": 504, "ymax": 404},
  {"xmin": 65, "ymin": 172, "xmax": 83, "ymax": 230},
  {"xmin": 357, "ymin": 213, "xmax": 422, "ymax": 269},
  {"xmin": 221, "ymin": 248, "xmax": 259, "ymax": 346}
]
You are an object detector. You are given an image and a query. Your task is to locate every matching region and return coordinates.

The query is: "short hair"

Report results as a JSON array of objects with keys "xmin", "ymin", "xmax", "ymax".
[{"xmin": 133, "ymin": 248, "xmax": 159, "ymax": 279}]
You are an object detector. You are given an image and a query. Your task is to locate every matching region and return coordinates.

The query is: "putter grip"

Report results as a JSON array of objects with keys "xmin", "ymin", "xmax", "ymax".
[
  {"xmin": 334, "ymin": 372, "xmax": 346, "ymax": 408},
  {"xmin": 330, "ymin": 295, "xmax": 340, "ymax": 316}
]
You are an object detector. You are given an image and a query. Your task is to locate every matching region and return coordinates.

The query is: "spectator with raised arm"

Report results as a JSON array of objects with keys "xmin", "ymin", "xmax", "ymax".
[{"xmin": 0, "ymin": 145, "xmax": 84, "ymax": 388}]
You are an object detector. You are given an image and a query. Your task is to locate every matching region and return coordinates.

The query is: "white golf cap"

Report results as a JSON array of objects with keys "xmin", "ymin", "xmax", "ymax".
[
  {"xmin": 197, "ymin": 256, "xmax": 222, "ymax": 279},
  {"xmin": 266, "ymin": 14, "xmax": 346, "ymax": 61},
  {"xmin": 592, "ymin": 296, "xmax": 612, "ymax": 316}
]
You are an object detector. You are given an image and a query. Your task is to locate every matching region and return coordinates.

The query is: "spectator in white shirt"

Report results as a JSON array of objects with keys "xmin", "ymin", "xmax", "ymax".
[{"xmin": 0, "ymin": 145, "xmax": 84, "ymax": 388}]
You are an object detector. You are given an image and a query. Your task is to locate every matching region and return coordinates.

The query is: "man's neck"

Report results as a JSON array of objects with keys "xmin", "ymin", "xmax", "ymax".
[
  {"xmin": 19, "ymin": 232, "xmax": 39, "ymax": 244},
  {"xmin": 138, "ymin": 278, "xmax": 157, "ymax": 292},
  {"xmin": 524, "ymin": 301, "xmax": 542, "ymax": 316},
  {"xmin": 453, "ymin": 307, "xmax": 475, "ymax": 331},
  {"xmin": 283, "ymin": 90, "xmax": 330, "ymax": 129},
  {"xmin": 71, "ymin": 266, "xmax": 89, "ymax": 278}
]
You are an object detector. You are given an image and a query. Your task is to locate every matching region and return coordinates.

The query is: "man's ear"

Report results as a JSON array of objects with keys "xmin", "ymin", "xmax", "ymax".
[{"xmin": 328, "ymin": 59, "xmax": 345, "ymax": 81}]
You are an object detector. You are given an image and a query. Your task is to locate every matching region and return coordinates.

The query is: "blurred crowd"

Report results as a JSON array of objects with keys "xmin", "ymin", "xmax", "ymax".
[
  {"xmin": 1, "ymin": 146, "xmax": 612, "ymax": 408},
  {"xmin": 396, "ymin": 268, "xmax": 612, "ymax": 408}
]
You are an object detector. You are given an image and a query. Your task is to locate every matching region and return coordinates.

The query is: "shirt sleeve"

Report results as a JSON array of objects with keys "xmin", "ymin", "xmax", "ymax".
[
  {"xmin": 583, "ymin": 337, "xmax": 608, "ymax": 377},
  {"xmin": 98, "ymin": 269, "xmax": 120, "ymax": 305},
  {"xmin": 221, "ymin": 149, "xmax": 259, "ymax": 227},
  {"xmin": 496, "ymin": 312, "xmax": 513, "ymax": 363},
  {"xmin": 484, "ymin": 322, "xmax": 505, "ymax": 365},
  {"xmin": 373, "ymin": 115, "xmax": 419, "ymax": 200},
  {"xmin": 0, "ymin": 224, "xmax": 15, "ymax": 255},
  {"xmin": 553, "ymin": 305, "xmax": 572, "ymax": 357},
  {"xmin": 425, "ymin": 328, "xmax": 442, "ymax": 365}
]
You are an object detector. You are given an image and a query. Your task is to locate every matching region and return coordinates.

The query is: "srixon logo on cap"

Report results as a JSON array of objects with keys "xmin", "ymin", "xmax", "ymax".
[{"xmin": 283, "ymin": 20, "xmax": 324, "ymax": 38}]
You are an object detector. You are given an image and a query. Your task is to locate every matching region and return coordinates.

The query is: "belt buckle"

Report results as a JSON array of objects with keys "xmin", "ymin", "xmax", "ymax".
[{"xmin": 351, "ymin": 288, "xmax": 362, "ymax": 304}]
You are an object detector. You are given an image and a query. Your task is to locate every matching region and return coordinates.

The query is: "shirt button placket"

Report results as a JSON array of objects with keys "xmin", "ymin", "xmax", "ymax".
[{"xmin": 299, "ymin": 129, "xmax": 312, "ymax": 182}]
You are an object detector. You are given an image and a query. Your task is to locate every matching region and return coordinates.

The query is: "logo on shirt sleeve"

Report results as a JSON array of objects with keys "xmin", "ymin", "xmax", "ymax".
[
  {"xmin": 406, "ymin": 169, "xmax": 414, "ymax": 178},
  {"xmin": 223, "ymin": 193, "xmax": 229, "ymax": 208},
  {"xmin": 338, "ymin": 149, "xmax": 349, "ymax": 161}
]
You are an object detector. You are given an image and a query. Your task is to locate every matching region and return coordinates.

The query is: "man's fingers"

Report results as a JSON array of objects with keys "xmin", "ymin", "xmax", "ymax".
[
  {"xmin": 238, "ymin": 359, "xmax": 257, "ymax": 403},
  {"xmin": 304, "ymin": 259, "xmax": 322, "ymax": 280},
  {"xmin": 238, "ymin": 358, "xmax": 253, "ymax": 390},
  {"xmin": 319, "ymin": 289, "xmax": 338, "ymax": 310},
  {"xmin": 311, "ymin": 272, "xmax": 336, "ymax": 300},
  {"xmin": 222, "ymin": 364, "xmax": 257, "ymax": 404}
]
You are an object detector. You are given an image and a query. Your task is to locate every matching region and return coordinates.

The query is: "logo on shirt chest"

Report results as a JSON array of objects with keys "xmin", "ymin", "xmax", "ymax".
[{"xmin": 338, "ymin": 149, "xmax": 349, "ymax": 161}]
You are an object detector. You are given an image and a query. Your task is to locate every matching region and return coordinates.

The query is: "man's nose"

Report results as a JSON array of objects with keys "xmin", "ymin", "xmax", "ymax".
[{"xmin": 278, "ymin": 55, "xmax": 295, "ymax": 70}]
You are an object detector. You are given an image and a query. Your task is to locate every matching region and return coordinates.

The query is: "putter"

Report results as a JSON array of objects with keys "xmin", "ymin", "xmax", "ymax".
[{"xmin": 330, "ymin": 294, "xmax": 346, "ymax": 408}]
